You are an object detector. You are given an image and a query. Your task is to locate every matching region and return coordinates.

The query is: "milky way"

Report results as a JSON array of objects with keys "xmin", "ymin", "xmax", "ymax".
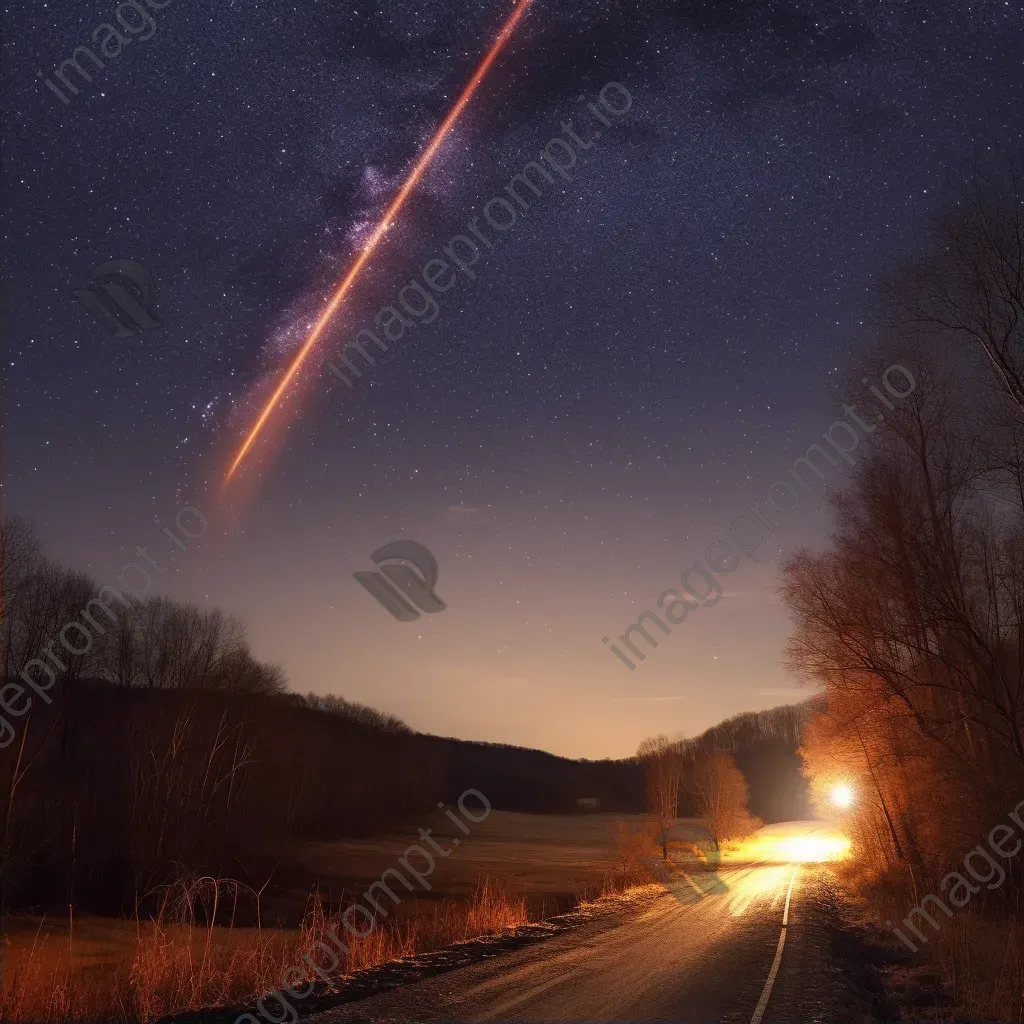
[{"xmin": 5, "ymin": 0, "xmax": 1023, "ymax": 755}]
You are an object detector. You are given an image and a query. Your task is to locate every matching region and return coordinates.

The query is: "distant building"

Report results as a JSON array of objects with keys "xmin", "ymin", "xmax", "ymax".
[{"xmin": 575, "ymin": 797, "xmax": 601, "ymax": 811}]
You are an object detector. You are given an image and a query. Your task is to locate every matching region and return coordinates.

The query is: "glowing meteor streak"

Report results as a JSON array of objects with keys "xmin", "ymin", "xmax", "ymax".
[{"xmin": 225, "ymin": 0, "xmax": 535, "ymax": 484}]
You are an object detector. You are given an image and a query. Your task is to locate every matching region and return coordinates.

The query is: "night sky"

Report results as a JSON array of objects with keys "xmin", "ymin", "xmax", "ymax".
[{"xmin": 5, "ymin": 0, "xmax": 1023, "ymax": 757}]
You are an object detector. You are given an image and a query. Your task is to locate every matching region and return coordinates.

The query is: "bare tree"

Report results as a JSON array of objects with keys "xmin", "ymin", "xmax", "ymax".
[
  {"xmin": 607, "ymin": 818, "xmax": 658, "ymax": 888},
  {"xmin": 1, "ymin": 516, "xmax": 43, "ymax": 651},
  {"xmin": 212, "ymin": 647, "xmax": 287, "ymax": 694},
  {"xmin": 689, "ymin": 752, "xmax": 757, "ymax": 846},
  {"xmin": 783, "ymin": 284, "xmax": 1024, "ymax": 890},
  {"xmin": 94, "ymin": 599, "xmax": 144, "ymax": 687},
  {"xmin": 880, "ymin": 160, "xmax": 1024, "ymax": 413},
  {"xmin": 783, "ymin": 376, "xmax": 1024, "ymax": 782},
  {"xmin": 638, "ymin": 734, "xmax": 684, "ymax": 859},
  {"xmin": 127, "ymin": 597, "xmax": 284, "ymax": 694}
]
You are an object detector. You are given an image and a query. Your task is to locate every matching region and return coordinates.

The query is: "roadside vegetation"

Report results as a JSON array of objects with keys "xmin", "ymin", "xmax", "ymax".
[
  {"xmin": 636, "ymin": 701, "xmax": 812, "ymax": 857},
  {"xmin": 636, "ymin": 735, "xmax": 766, "ymax": 855},
  {"xmin": 0, "ymin": 875, "xmax": 531, "ymax": 1023},
  {"xmin": 783, "ymin": 156, "xmax": 1024, "ymax": 1021},
  {"xmin": 0, "ymin": 523, "xmax": 643, "ymax": 1019},
  {"xmin": 0, "ymin": 808, "xmax": 675, "ymax": 1023}
]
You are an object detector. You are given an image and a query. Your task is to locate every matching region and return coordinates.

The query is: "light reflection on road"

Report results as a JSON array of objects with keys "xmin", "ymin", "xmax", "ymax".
[
  {"xmin": 724, "ymin": 864, "xmax": 793, "ymax": 917},
  {"xmin": 713, "ymin": 821, "xmax": 850, "ymax": 918},
  {"xmin": 642, "ymin": 820, "xmax": 849, "ymax": 914},
  {"xmin": 728, "ymin": 820, "xmax": 850, "ymax": 864}
]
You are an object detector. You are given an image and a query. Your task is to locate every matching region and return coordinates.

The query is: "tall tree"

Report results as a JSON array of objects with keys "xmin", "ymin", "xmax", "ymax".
[
  {"xmin": 689, "ymin": 752, "xmax": 756, "ymax": 846},
  {"xmin": 881, "ymin": 161, "xmax": 1024, "ymax": 413},
  {"xmin": 638, "ymin": 734, "xmax": 684, "ymax": 859}
]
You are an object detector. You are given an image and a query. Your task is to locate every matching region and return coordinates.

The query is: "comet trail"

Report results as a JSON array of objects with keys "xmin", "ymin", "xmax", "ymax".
[{"xmin": 224, "ymin": 0, "xmax": 535, "ymax": 485}]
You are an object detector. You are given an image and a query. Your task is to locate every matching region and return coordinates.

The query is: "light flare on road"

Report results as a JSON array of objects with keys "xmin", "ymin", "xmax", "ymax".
[
  {"xmin": 725, "ymin": 864, "xmax": 792, "ymax": 917},
  {"xmin": 729, "ymin": 826, "xmax": 850, "ymax": 865}
]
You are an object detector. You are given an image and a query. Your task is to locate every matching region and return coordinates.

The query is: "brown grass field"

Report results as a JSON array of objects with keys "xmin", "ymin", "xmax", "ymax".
[
  {"xmin": 1, "ymin": 810, "xmax": 654, "ymax": 1023},
  {"xmin": 297, "ymin": 809, "xmax": 649, "ymax": 907}
]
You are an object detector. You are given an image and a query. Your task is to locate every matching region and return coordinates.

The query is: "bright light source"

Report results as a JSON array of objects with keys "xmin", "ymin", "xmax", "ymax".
[{"xmin": 831, "ymin": 783, "xmax": 854, "ymax": 808}]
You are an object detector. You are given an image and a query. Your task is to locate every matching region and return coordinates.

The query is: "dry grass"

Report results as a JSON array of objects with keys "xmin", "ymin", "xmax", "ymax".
[
  {"xmin": 933, "ymin": 906, "xmax": 1024, "ymax": 1021},
  {"xmin": 298, "ymin": 810, "xmax": 661, "ymax": 906},
  {"xmin": 840, "ymin": 855, "xmax": 1024, "ymax": 1022},
  {"xmin": 1, "ymin": 811, "xmax": 672, "ymax": 1023},
  {"xmin": 0, "ymin": 876, "xmax": 535, "ymax": 1023}
]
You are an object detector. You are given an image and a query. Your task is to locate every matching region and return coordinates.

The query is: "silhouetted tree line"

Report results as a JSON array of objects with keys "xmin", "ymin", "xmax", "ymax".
[
  {"xmin": 1, "ymin": 683, "xmax": 438, "ymax": 917},
  {"xmin": 1, "ymin": 689, "xmax": 643, "ymax": 918},
  {"xmin": 1, "ymin": 516, "xmax": 287, "ymax": 696},
  {"xmin": 678, "ymin": 703, "xmax": 819, "ymax": 822},
  {"xmin": 434, "ymin": 736, "xmax": 643, "ymax": 814},
  {"xmin": 0, "ymin": 521, "xmax": 643, "ymax": 924},
  {"xmin": 636, "ymin": 700, "xmax": 818, "ymax": 832}
]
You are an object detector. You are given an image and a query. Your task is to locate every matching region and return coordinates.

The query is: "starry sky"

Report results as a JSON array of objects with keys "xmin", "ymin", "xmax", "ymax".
[{"xmin": 4, "ymin": 0, "xmax": 1023, "ymax": 758}]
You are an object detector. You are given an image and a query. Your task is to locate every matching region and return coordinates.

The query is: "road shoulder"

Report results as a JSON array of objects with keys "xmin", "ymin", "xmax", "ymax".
[{"xmin": 769, "ymin": 868, "xmax": 913, "ymax": 1024}]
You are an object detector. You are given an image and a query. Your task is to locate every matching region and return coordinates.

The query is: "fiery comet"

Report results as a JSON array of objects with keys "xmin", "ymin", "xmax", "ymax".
[{"xmin": 225, "ymin": 0, "xmax": 535, "ymax": 485}]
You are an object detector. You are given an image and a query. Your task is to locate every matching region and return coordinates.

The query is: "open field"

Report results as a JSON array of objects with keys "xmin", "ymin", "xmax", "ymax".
[
  {"xmin": 1, "ymin": 810, "xmax": 660, "ymax": 1022},
  {"xmin": 295, "ymin": 810, "xmax": 656, "ymax": 911},
  {"xmin": 6, "ymin": 810, "xmax": 841, "ymax": 1021},
  {"xmin": 7, "ymin": 810, "xmax": 648, "ymax": 968}
]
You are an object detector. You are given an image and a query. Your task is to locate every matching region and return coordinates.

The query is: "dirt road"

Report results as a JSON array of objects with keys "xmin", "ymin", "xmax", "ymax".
[{"xmin": 311, "ymin": 824, "xmax": 866, "ymax": 1023}]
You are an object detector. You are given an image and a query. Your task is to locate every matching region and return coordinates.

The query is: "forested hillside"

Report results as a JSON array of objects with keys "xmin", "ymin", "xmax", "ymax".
[{"xmin": 678, "ymin": 701, "xmax": 819, "ymax": 822}]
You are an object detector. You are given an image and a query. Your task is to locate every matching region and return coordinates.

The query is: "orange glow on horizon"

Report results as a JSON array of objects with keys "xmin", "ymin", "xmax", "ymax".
[{"xmin": 224, "ymin": 0, "xmax": 535, "ymax": 486}]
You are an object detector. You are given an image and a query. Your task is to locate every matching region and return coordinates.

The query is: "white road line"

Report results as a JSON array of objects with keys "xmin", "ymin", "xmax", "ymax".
[
  {"xmin": 782, "ymin": 865, "xmax": 796, "ymax": 926},
  {"xmin": 749, "ymin": 865, "xmax": 799, "ymax": 1024}
]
